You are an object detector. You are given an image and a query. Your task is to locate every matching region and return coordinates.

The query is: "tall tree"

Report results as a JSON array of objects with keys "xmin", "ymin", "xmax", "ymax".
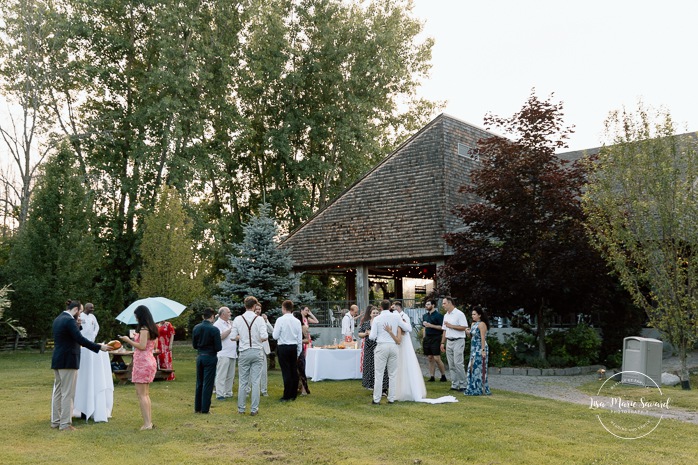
[
  {"xmin": 35, "ymin": 0, "xmax": 248, "ymax": 309},
  {"xmin": 228, "ymin": 0, "xmax": 438, "ymax": 229},
  {"xmin": 134, "ymin": 185, "xmax": 202, "ymax": 305},
  {"xmin": 1, "ymin": 0, "xmax": 438, "ymax": 318},
  {"xmin": 583, "ymin": 104, "xmax": 698, "ymax": 387},
  {"xmin": 441, "ymin": 92, "xmax": 610, "ymax": 361},
  {"xmin": 4, "ymin": 144, "xmax": 102, "ymax": 341},
  {"xmin": 0, "ymin": 0, "xmax": 58, "ymax": 228},
  {"xmin": 188, "ymin": 0, "xmax": 440, "ymax": 288},
  {"xmin": 216, "ymin": 204, "xmax": 312, "ymax": 315}
]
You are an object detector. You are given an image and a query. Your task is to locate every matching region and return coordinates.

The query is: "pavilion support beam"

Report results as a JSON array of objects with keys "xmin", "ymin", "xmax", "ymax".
[
  {"xmin": 346, "ymin": 269, "xmax": 356, "ymax": 303},
  {"xmin": 394, "ymin": 274, "xmax": 403, "ymax": 300},
  {"xmin": 356, "ymin": 265, "xmax": 369, "ymax": 311},
  {"xmin": 291, "ymin": 272, "xmax": 300, "ymax": 295}
]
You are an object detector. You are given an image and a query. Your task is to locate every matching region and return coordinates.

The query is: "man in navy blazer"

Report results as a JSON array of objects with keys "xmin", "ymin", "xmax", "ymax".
[{"xmin": 51, "ymin": 300, "xmax": 110, "ymax": 431}]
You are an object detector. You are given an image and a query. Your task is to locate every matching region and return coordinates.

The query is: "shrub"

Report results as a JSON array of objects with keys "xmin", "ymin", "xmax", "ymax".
[
  {"xmin": 504, "ymin": 329, "xmax": 540, "ymax": 366},
  {"xmin": 485, "ymin": 335, "xmax": 513, "ymax": 367},
  {"xmin": 546, "ymin": 323, "xmax": 601, "ymax": 367},
  {"xmin": 503, "ymin": 324, "xmax": 602, "ymax": 368},
  {"xmin": 458, "ymin": 333, "xmax": 513, "ymax": 368},
  {"xmin": 605, "ymin": 350, "xmax": 623, "ymax": 369}
]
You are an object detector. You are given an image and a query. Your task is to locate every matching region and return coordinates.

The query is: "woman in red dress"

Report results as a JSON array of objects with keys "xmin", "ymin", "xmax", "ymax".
[{"xmin": 157, "ymin": 321, "xmax": 176, "ymax": 380}]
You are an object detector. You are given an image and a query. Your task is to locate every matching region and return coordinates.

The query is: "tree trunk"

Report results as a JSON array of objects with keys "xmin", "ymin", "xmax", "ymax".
[
  {"xmin": 679, "ymin": 343, "xmax": 691, "ymax": 390},
  {"xmin": 537, "ymin": 303, "xmax": 547, "ymax": 361}
]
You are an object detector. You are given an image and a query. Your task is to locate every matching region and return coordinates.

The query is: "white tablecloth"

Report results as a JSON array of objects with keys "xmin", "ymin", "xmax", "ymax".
[
  {"xmin": 72, "ymin": 349, "xmax": 114, "ymax": 422},
  {"xmin": 305, "ymin": 348, "xmax": 362, "ymax": 381}
]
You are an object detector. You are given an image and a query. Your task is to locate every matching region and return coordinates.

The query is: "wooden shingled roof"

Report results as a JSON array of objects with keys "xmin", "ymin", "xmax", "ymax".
[{"xmin": 279, "ymin": 114, "xmax": 494, "ymax": 270}]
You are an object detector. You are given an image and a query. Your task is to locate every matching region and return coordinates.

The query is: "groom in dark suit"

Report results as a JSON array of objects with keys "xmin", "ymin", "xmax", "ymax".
[{"xmin": 51, "ymin": 300, "xmax": 110, "ymax": 431}]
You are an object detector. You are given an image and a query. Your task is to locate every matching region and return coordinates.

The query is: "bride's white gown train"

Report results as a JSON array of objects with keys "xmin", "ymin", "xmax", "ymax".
[{"xmin": 395, "ymin": 332, "xmax": 457, "ymax": 404}]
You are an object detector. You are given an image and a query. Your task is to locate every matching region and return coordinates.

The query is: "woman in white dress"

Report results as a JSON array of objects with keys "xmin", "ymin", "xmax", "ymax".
[{"xmin": 385, "ymin": 302, "xmax": 426, "ymax": 402}]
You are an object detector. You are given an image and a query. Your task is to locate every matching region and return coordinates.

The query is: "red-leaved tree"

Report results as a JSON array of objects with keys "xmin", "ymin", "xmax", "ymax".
[{"xmin": 441, "ymin": 92, "xmax": 611, "ymax": 361}]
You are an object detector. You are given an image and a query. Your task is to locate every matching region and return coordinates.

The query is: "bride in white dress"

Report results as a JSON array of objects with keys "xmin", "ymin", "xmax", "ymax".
[
  {"xmin": 393, "ymin": 309, "xmax": 427, "ymax": 401},
  {"xmin": 385, "ymin": 305, "xmax": 457, "ymax": 404}
]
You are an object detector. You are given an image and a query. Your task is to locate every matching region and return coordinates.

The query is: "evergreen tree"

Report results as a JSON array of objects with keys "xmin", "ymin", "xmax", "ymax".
[
  {"xmin": 216, "ymin": 204, "xmax": 312, "ymax": 316},
  {"xmin": 5, "ymin": 144, "xmax": 102, "ymax": 340}
]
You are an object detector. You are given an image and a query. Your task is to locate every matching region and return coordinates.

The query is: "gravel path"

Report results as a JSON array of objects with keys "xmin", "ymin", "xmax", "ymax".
[
  {"xmin": 420, "ymin": 352, "xmax": 698, "ymax": 425},
  {"xmin": 488, "ymin": 372, "xmax": 698, "ymax": 425}
]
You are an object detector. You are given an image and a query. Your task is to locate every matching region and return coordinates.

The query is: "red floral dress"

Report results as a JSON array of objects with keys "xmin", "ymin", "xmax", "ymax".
[
  {"xmin": 157, "ymin": 322, "xmax": 176, "ymax": 380},
  {"xmin": 131, "ymin": 333, "xmax": 157, "ymax": 384}
]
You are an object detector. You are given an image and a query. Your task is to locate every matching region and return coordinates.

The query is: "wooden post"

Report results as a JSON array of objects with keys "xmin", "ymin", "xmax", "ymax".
[
  {"xmin": 291, "ymin": 271, "xmax": 300, "ymax": 295},
  {"xmin": 346, "ymin": 269, "xmax": 356, "ymax": 302},
  {"xmin": 356, "ymin": 265, "xmax": 369, "ymax": 311},
  {"xmin": 395, "ymin": 273, "xmax": 403, "ymax": 300}
]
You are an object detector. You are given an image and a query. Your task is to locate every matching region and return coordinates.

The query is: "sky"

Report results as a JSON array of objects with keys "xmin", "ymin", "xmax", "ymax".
[{"xmin": 410, "ymin": 0, "xmax": 698, "ymax": 151}]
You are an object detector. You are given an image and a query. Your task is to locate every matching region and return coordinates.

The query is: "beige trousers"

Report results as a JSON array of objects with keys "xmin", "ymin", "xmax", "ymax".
[
  {"xmin": 373, "ymin": 343, "xmax": 399, "ymax": 403},
  {"xmin": 51, "ymin": 369, "xmax": 78, "ymax": 429}
]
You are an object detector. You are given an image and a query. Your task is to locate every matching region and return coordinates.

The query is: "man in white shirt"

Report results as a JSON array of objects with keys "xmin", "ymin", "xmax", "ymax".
[
  {"xmin": 213, "ymin": 306, "xmax": 237, "ymax": 400},
  {"xmin": 272, "ymin": 300, "xmax": 303, "ymax": 402},
  {"xmin": 341, "ymin": 305, "xmax": 358, "ymax": 342},
  {"xmin": 369, "ymin": 299, "xmax": 411, "ymax": 404},
  {"xmin": 79, "ymin": 303, "xmax": 99, "ymax": 342},
  {"xmin": 440, "ymin": 296, "xmax": 469, "ymax": 391},
  {"xmin": 231, "ymin": 296, "xmax": 268, "ymax": 416},
  {"xmin": 255, "ymin": 303, "xmax": 274, "ymax": 396}
]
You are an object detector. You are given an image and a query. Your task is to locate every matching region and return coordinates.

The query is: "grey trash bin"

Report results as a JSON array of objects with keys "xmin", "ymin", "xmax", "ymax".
[{"xmin": 621, "ymin": 336, "xmax": 662, "ymax": 387}]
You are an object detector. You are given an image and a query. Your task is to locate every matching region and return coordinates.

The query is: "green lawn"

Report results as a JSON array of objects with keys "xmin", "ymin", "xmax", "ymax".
[
  {"xmin": 1, "ymin": 344, "xmax": 697, "ymax": 465},
  {"xmin": 578, "ymin": 373, "xmax": 698, "ymax": 412}
]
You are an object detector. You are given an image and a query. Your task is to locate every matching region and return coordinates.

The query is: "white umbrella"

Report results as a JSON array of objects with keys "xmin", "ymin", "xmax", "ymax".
[{"xmin": 116, "ymin": 297, "xmax": 187, "ymax": 324}]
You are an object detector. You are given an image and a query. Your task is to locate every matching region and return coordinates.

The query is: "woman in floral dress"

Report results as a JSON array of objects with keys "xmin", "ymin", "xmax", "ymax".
[
  {"xmin": 119, "ymin": 305, "xmax": 159, "ymax": 429},
  {"xmin": 464, "ymin": 306, "xmax": 491, "ymax": 396},
  {"xmin": 157, "ymin": 321, "xmax": 176, "ymax": 380},
  {"xmin": 358, "ymin": 306, "xmax": 387, "ymax": 392}
]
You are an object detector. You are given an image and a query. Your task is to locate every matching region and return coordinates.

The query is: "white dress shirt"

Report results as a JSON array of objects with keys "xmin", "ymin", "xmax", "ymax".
[
  {"xmin": 442, "ymin": 308, "xmax": 468, "ymax": 339},
  {"xmin": 369, "ymin": 310, "xmax": 411, "ymax": 344},
  {"xmin": 231, "ymin": 311, "xmax": 268, "ymax": 352},
  {"xmin": 214, "ymin": 317, "xmax": 238, "ymax": 358},
  {"xmin": 262, "ymin": 320, "xmax": 274, "ymax": 355},
  {"xmin": 79, "ymin": 313, "xmax": 99, "ymax": 342},
  {"xmin": 272, "ymin": 312, "xmax": 303, "ymax": 356},
  {"xmin": 342, "ymin": 313, "xmax": 355, "ymax": 338}
]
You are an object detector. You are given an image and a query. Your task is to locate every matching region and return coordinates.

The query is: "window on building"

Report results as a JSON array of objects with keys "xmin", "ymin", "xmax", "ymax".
[{"xmin": 458, "ymin": 142, "xmax": 479, "ymax": 161}]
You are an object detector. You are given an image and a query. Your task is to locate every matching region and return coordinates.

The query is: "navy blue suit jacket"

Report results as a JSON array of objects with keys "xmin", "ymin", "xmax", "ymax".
[{"xmin": 51, "ymin": 312, "xmax": 101, "ymax": 370}]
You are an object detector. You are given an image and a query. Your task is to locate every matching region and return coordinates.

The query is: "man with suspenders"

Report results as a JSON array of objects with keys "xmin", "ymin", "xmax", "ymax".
[{"xmin": 231, "ymin": 296, "xmax": 268, "ymax": 416}]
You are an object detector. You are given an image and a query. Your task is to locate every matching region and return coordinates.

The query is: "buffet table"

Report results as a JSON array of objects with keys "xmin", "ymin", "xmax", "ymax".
[{"xmin": 305, "ymin": 348, "xmax": 362, "ymax": 381}]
